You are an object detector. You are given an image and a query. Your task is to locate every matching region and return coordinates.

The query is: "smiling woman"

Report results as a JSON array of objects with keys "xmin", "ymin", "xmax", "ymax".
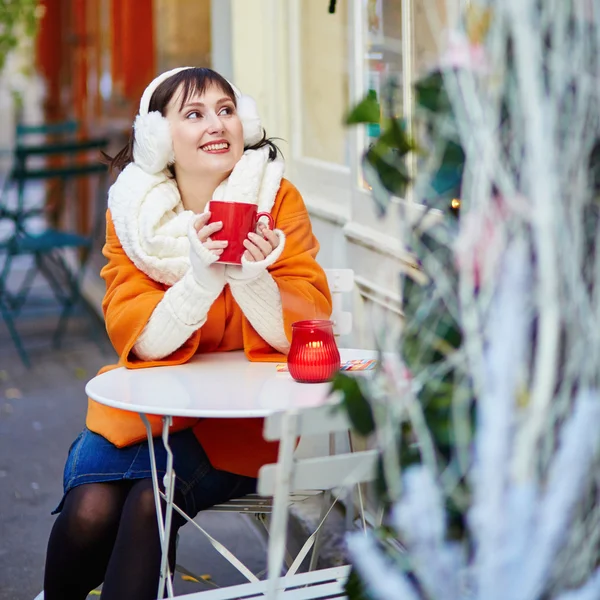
[
  {"xmin": 165, "ymin": 85, "xmax": 245, "ymax": 211},
  {"xmin": 42, "ymin": 66, "xmax": 333, "ymax": 600}
]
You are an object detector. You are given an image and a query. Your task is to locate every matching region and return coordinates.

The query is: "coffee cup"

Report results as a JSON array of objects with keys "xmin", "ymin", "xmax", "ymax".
[{"xmin": 207, "ymin": 201, "xmax": 274, "ymax": 265}]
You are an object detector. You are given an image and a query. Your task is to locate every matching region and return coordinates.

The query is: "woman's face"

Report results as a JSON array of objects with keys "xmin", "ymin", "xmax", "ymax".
[{"xmin": 165, "ymin": 83, "xmax": 244, "ymax": 180}]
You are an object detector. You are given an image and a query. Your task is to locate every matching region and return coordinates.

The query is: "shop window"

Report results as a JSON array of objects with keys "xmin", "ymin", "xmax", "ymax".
[
  {"xmin": 360, "ymin": 0, "xmax": 445, "ymax": 190},
  {"xmin": 298, "ymin": 0, "xmax": 350, "ymax": 165}
]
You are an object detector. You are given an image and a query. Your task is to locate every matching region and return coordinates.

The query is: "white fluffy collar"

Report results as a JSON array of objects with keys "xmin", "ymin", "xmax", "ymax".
[{"xmin": 108, "ymin": 147, "xmax": 284, "ymax": 286}]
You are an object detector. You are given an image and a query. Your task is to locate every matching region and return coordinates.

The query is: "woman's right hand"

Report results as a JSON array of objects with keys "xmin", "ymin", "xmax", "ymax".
[
  {"xmin": 193, "ymin": 212, "xmax": 228, "ymax": 257},
  {"xmin": 187, "ymin": 212, "xmax": 227, "ymax": 292}
]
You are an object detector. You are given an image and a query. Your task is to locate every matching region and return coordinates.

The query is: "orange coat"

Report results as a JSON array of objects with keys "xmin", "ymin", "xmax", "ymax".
[{"xmin": 86, "ymin": 179, "xmax": 332, "ymax": 477}]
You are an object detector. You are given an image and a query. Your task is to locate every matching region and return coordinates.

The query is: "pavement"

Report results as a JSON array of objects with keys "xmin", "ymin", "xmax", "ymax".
[{"xmin": 0, "ymin": 256, "xmax": 347, "ymax": 600}]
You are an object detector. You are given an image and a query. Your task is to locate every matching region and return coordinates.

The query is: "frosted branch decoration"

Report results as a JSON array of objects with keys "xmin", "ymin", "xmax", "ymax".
[{"xmin": 341, "ymin": 2, "xmax": 600, "ymax": 599}]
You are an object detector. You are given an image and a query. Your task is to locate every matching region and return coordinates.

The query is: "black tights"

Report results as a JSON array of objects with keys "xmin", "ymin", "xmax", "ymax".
[{"xmin": 44, "ymin": 479, "xmax": 185, "ymax": 600}]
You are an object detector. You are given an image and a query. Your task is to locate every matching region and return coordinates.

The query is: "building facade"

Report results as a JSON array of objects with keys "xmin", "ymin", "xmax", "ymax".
[{"xmin": 32, "ymin": 0, "xmax": 453, "ymax": 349}]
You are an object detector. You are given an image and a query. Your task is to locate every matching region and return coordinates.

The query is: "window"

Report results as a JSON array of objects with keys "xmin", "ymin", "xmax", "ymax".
[
  {"xmin": 287, "ymin": 0, "xmax": 446, "ymax": 215},
  {"xmin": 297, "ymin": 0, "xmax": 349, "ymax": 165},
  {"xmin": 359, "ymin": 0, "xmax": 446, "ymax": 192}
]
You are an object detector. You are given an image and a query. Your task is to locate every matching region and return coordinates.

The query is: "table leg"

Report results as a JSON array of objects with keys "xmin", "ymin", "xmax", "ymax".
[
  {"xmin": 266, "ymin": 410, "xmax": 298, "ymax": 600},
  {"xmin": 140, "ymin": 414, "xmax": 175, "ymax": 599},
  {"xmin": 161, "ymin": 416, "xmax": 177, "ymax": 598}
]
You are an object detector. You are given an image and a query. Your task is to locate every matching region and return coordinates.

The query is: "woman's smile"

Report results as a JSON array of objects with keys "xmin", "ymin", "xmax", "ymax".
[{"xmin": 200, "ymin": 139, "xmax": 231, "ymax": 154}]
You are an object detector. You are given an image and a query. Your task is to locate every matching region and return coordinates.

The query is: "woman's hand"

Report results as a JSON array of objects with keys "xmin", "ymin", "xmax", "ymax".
[
  {"xmin": 243, "ymin": 222, "xmax": 280, "ymax": 262},
  {"xmin": 193, "ymin": 212, "xmax": 228, "ymax": 257}
]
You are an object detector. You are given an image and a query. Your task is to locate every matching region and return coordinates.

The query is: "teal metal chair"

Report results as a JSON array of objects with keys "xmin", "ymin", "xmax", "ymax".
[
  {"xmin": 11, "ymin": 120, "xmax": 81, "ymax": 225},
  {"xmin": 0, "ymin": 135, "xmax": 109, "ymax": 366}
]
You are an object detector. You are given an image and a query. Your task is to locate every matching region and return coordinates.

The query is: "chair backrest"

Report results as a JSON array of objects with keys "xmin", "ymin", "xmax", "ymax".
[
  {"xmin": 259, "ymin": 449, "xmax": 377, "ymax": 495},
  {"xmin": 16, "ymin": 120, "xmax": 79, "ymax": 139},
  {"xmin": 13, "ymin": 136, "xmax": 109, "ymax": 169},
  {"xmin": 324, "ymin": 268, "xmax": 353, "ymax": 336},
  {"xmin": 258, "ymin": 404, "xmax": 377, "ymax": 496},
  {"xmin": 8, "ymin": 137, "xmax": 110, "ymax": 241}
]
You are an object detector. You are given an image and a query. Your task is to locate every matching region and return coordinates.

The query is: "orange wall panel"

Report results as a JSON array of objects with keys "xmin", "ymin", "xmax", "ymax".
[
  {"xmin": 113, "ymin": 0, "xmax": 156, "ymax": 110},
  {"xmin": 36, "ymin": 0, "xmax": 63, "ymax": 120}
]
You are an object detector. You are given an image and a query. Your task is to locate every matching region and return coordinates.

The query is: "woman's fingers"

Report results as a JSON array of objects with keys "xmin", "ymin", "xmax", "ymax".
[
  {"xmin": 262, "ymin": 228, "xmax": 279, "ymax": 249},
  {"xmin": 248, "ymin": 232, "xmax": 273, "ymax": 255},
  {"xmin": 204, "ymin": 238, "xmax": 227, "ymax": 257},
  {"xmin": 257, "ymin": 223, "xmax": 279, "ymax": 249},
  {"xmin": 197, "ymin": 221, "xmax": 223, "ymax": 243},
  {"xmin": 242, "ymin": 227, "xmax": 279, "ymax": 262},
  {"xmin": 194, "ymin": 212, "xmax": 211, "ymax": 232},
  {"xmin": 243, "ymin": 238, "xmax": 266, "ymax": 262}
]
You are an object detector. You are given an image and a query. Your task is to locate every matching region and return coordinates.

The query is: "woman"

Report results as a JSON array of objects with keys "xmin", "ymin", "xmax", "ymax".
[{"xmin": 43, "ymin": 67, "xmax": 332, "ymax": 600}]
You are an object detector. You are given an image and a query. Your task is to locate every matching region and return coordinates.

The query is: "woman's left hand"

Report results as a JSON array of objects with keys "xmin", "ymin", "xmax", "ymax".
[{"xmin": 243, "ymin": 222, "xmax": 280, "ymax": 262}]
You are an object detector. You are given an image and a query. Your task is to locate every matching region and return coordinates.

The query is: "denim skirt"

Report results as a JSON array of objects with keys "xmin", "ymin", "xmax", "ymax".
[{"xmin": 53, "ymin": 427, "xmax": 257, "ymax": 518}]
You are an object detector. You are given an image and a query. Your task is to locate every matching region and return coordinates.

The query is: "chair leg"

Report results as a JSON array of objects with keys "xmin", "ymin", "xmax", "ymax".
[
  {"xmin": 308, "ymin": 490, "xmax": 332, "ymax": 572},
  {"xmin": 0, "ymin": 251, "xmax": 31, "ymax": 367},
  {"xmin": 34, "ymin": 251, "xmax": 88, "ymax": 349},
  {"xmin": 0, "ymin": 295, "xmax": 30, "ymax": 367},
  {"xmin": 11, "ymin": 257, "xmax": 40, "ymax": 315},
  {"xmin": 347, "ymin": 430, "xmax": 369, "ymax": 532},
  {"xmin": 33, "ymin": 253, "xmax": 71, "ymax": 348},
  {"xmin": 42, "ymin": 251, "xmax": 106, "ymax": 352},
  {"xmin": 52, "ymin": 300, "xmax": 74, "ymax": 349},
  {"xmin": 251, "ymin": 512, "xmax": 295, "ymax": 573},
  {"xmin": 35, "ymin": 253, "xmax": 67, "ymax": 306}
]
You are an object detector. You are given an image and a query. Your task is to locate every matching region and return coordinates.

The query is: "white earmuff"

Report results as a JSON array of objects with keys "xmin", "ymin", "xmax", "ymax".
[{"xmin": 132, "ymin": 67, "xmax": 263, "ymax": 175}]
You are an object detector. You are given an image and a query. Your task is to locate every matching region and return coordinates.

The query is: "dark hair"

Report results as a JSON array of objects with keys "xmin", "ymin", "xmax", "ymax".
[{"xmin": 103, "ymin": 67, "xmax": 280, "ymax": 172}]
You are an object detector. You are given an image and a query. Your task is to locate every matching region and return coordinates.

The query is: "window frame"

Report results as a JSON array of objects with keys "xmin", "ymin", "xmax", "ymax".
[{"xmin": 287, "ymin": 0, "xmax": 432, "ymax": 229}]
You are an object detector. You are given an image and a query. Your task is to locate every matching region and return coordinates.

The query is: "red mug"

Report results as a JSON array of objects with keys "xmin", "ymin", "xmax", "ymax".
[{"xmin": 207, "ymin": 201, "xmax": 274, "ymax": 265}]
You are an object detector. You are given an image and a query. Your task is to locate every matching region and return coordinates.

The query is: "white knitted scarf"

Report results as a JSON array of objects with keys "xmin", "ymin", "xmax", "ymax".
[{"xmin": 107, "ymin": 147, "xmax": 284, "ymax": 286}]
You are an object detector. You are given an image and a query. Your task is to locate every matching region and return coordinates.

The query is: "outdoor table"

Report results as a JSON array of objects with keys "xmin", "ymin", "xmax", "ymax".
[{"xmin": 85, "ymin": 348, "xmax": 376, "ymax": 598}]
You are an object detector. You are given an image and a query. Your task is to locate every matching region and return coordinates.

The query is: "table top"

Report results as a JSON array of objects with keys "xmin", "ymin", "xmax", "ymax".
[{"xmin": 85, "ymin": 349, "xmax": 377, "ymax": 418}]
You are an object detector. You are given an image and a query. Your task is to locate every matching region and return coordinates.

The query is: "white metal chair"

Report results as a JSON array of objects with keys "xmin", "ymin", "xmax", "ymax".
[{"xmin": 177, "ymin": 402, "xmax": 377, "ymax": 599}]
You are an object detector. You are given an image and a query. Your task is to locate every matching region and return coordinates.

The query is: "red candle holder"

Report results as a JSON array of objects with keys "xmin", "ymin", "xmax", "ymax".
[{"xmin": 288, "ymin": 320, "xmax": 341, "ymax": 383}]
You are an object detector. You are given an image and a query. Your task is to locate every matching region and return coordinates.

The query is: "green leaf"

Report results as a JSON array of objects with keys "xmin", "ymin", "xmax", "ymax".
[
  {"xmin": 362, "ymin": 158, "xmax": 393, "ymax": 217},
  {"xmin": 330, "ymin": 372, "xmax": 375, "ymax": 436},
  {"xmin": 345, "ymin": 567, "xmax": 372, "ymax": 600},
  {"xmin": 415, "ymin": 71, "xmax": 452, "ymax": 113},
  {"xmin": 365, "ymin": 144, "xmax": 411, "ymax": 198},
  {"xmin": 378, "ymin": 118, "xmax": 416, "ymax": 154},
  {"xmin": 346, "ymin": 90, "xmax": 381, "ymax": 125}
]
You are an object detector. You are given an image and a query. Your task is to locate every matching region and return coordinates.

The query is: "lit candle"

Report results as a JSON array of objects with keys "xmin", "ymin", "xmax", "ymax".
[{"xmin": 287, "ymin": 320, "xmax": 341, "ymax": 383}]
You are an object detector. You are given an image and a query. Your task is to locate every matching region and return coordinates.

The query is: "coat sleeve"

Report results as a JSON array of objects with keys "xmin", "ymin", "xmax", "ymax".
[
  {"xmin": 242, "ymin": 180, "xmax": 333, "ymax": 361},
  {"xmin": 100, "ymin": 211, "xmax": 201, "ymax": 368}
]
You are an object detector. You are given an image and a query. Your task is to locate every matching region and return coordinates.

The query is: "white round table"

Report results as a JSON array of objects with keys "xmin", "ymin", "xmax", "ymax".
[
  {"xmin": 84, "ymin": 348, "xmax": 376, "ymax": 598},
  {"xmin": 85, "ymin": 348, "xmax": 376, "ymax": 418}
]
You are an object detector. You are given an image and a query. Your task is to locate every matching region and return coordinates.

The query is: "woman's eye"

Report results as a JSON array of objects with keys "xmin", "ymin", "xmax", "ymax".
[
  {"xmin": 219, "ymin": 106, "xmax": 235, "ymax": 116},
  {"xmin": 186, "ymin": 111, "xmax": 201, "ymax": 119}
]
